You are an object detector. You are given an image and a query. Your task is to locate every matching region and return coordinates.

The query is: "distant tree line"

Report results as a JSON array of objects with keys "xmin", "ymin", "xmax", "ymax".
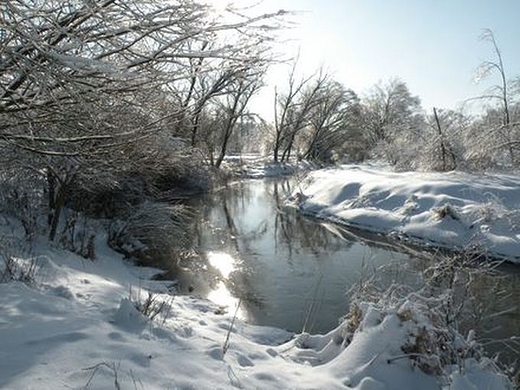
[{"xmin": 263, "ymin": 29, "xmax": 520, "ymax": 171}]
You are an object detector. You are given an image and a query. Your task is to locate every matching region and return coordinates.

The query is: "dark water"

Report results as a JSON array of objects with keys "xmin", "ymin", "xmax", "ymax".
[{"xmin": 178, "ymin": 178, "xmax": 520, "ymax": 358}]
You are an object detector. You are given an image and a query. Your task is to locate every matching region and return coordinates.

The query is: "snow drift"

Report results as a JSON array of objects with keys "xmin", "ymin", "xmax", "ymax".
[
  {"xmin": 0, "ymin": 234, "xmax": 512, "ymax": 389},
  {"xmin": 290, "ymin": 164, "xmax": 520, "ymax": 263}
]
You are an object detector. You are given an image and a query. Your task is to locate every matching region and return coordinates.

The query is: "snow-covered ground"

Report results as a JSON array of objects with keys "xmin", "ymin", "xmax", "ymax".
[
  {"xmin": 291, "ymin": 164, "xmax": 520, "ymax": 264},
  {"xmin": 0, "ymin": 226, "xmax": 513, "ymax": 388},
  {"xmin": 223, "ymin": 153, "xmax": 315, "ymax": 179}
]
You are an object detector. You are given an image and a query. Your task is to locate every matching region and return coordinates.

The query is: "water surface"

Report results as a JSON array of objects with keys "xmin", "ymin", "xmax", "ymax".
[{"xmin": 177, "ymin": 178, "xmax": 519, "ymax": 359}]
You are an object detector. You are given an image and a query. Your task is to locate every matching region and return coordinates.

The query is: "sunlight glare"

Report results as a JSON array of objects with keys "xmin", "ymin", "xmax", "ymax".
[
  {"xmin": 207, "ymin": 251, "xmax": 236, "ymax": 279},
  {"xmin": 207, "ymin": 281, "xmax": 245, "ymax": 319}
]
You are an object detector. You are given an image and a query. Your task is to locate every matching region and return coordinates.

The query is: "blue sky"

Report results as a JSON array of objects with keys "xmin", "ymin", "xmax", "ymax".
[{"xmin": 243, "ymin": 0, "xmax": 520, "ymax": 118}]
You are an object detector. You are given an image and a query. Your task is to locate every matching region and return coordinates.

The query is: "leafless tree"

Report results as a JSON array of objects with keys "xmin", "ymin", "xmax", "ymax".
[
  {"xmin": 213, "ymin": 68, "xmax": 266, "ymax": 168},
  {"xmin": 1, "ymin": 0, "xmax": 286, "ymax": 141},
  {"xmin": 361, "ymin": 78, "xmax": 422, "ymax": 146},
  {"xmin": 426, "ymin": 108, "xmax": 469, "ymax": 171},
  {"xmin": 473, "ymin": 29, "xmax": 520, "ymax": 165},
  {"xmin": 477, "ymin": 29, "xmax": 511, "ymax": 128},
  {"xmin": 0, "ymin": 0, "xmax": 288, "ymax": 241},
  {"xmin": 300, "ymin": 81, "xmax": 360, "ymax": 162},
  {"xmin": 273, "ymin": 64, "xmax": 330, "ymax": 162},
  {"xmin": 359, "ymin": 79, "xmax": 425, "ymax": 166}
]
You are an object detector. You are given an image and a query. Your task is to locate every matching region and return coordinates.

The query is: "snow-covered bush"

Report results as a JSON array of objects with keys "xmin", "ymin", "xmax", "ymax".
[
  {"xmin": 0, "ymin": 166, "xmax": 46, "ymax": 240},
  {"xmin": 0, "ymin": 256, "xmax": 38, "ymax": 285},
  {"xmin": 467, "ymin": 193, "xmax": 520, "ymax": 232},
  {"xmin": 129, "ymin": 287, "xmax": 174, "ymax": 323},
  {"xmin": 108, "ymin": 202, "xmax": 194, "ymax": 270},
  {"xmin": 339, "ymin": 287, "xmax": 511, "ymax": 387},
  {"xmin": 339, "ymin": 252, "xmax": 517, "ymax": 386},
  {"xmin": 57, "ymin": 212, "xmax": 97, "ymax": 260},
  {"xmin": 0, "ymin": 240, "xmax": 38, "ymax": 284}
]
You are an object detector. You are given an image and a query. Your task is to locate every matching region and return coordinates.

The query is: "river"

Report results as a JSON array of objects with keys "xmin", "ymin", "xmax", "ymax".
[{"xmin": 175, "ymin": 177, "xmax": 519, "ymax": 360}]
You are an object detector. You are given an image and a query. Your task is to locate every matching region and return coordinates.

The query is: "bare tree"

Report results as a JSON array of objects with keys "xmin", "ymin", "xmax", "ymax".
[
  {"xmin": 1, "ymin": 0, "xmax": 286, "ymax": 139},
  {"xmin": 301, "ymin": 81, "xmax": 360, "ymax": 162},
  {"xmin": 213, "ymin": 68, "xmax": 265, "ymax": 168},
  {"xmin": 474, "ymin": 29, "xmax": 520, "ymax": 165},
  {"xmin": 0, "ymin": 0, "xmax": 288, "ymax": 241},
  {"xmin": 426, "ymin": 107, "xmax": 461, "ymax": 171},
  {"xmin": 477, "ymin": 29, "xmax": 511, "ymax": 128},
  {"xmin": 272, "ymin": 60, "xmax": 313, "ymax": 162},
  {"xmin": 176, "ymin": 42, "xmax": 272, "ymax": 149},
  {"xmin": 359, "ymin": 79, "xmax": 424, "ymax": 166},
  {"xmin": 361, "ymin": 78, "xmax": 422, "ymax": 147},
  {"xmin": 2, "ymin": 0, "xmax": 205, "ymax": 117},
  {"xmin": 273, "ymin": 64, "xmax": 330, "ymax": 162},
  {"xmin": 172, "ymin": 41, "xmax": 248, "ymax": 147}
]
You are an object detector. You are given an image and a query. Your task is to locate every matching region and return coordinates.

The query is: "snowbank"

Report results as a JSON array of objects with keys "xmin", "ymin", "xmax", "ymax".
[
  {"xmin": 0, "ymin": 233, "xmax": 512, "ymax": 389},
  {"xmin": 223, "ymin": 154, "xmax": 315, "ymax": 178},
  {"xmin": 290, "ymin": 165, "xmax": 520, "ymax": 263}
]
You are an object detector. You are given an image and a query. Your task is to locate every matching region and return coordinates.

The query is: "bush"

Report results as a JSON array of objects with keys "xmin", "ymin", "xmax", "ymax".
[
  {"xmin": 108, "ymin": 202, "xmax": 194, "ymax": 270},
  {"xmin": 0, "ymin": 169, "xmax": 45, "ymax": 240},
  {"xmin": 342, "ymin": 252, "xmax": 517, "ymax": 385},
  {"xmin": 129, "ymin": 287, "xmax": 173, "ymax": 322},
  {"xmin": 0, "ymin": 240, "xmax": 38, "ymax": 284}
]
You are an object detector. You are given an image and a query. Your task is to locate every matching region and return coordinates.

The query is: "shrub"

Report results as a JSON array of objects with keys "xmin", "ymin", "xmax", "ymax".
[
  {"xmin": 1, "ymin": 253, "xmax": 38, "ymax": 285},
  {"xmin": 129, "ymin": 287, "xmax": 173, "ymax": 323},
  {"xmin": 342, "ymin": 252, "xmax": 515, "ymax": 385},
  {"xmin": 108, "ymin": 202, "xmax": 194, "ymax": 270}
]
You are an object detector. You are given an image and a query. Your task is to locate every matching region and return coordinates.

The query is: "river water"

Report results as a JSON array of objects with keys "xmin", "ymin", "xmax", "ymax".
[{"xmin": 177, "ymin": 178, "xmax": 519, "ymax": 358}]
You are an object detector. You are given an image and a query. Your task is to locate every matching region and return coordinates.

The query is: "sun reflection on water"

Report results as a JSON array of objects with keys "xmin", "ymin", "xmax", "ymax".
[
  {"xmin": 206, "ymin": 281, "xmax": 244, "ymax": 319},
  {"xmin": 207, "ymin": 251, "xmax": 235, "ymax": 279},
  {"xmin": 206, "ymin": 252, "xmax": 245, "ymax": 319}
]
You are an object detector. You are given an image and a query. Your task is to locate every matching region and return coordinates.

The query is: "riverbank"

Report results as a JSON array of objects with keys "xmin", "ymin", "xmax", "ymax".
[
  {"xmin": 290, "ymin": 164, "xmax": 520, "ymax": 264},
  {"xmin": 0, "ymin": 216, "xmax": 513, "ymax": 389},
  {"xmin": 221, "ymin": 153, "xmax": 316, "ymax": 179}
]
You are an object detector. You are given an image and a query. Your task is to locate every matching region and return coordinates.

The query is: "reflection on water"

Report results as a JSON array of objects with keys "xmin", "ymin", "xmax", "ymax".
[
  {"xmin": 207, "ymin": 252, "xmax": 235, "ymax": 279},
  {"xmin": 178, "ymin": 178, "xmax": 519, "ymax": 354},
  {"xmin": 205, "ymin": 251, "xmax": 245, "ymax": 319},
  {"xmin": 206, "ymin": 282, "xmax": 245, "ymax": 319},
  {"xmin": 180, "ymin": 179, "xmax": 412, "ymax": 333}
]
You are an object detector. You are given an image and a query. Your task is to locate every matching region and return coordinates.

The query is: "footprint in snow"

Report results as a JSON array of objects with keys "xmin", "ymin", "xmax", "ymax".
[
  {"xmin": 108, "ymin": 332, "xmax": 126, "ymax": 342},
  {"xmin": 208, "ymin": 347, "xmax": 224, "ymax": 360},
  {"xmin": 254, "ymin": 372, "xmax": 276, "ymax": 381},
  {"xmin": 236, "ymin": 353, "xmax": 254, "ymax": 367},
  {"xmin": 26, "ymin": 331, "xmax": 88, "ymax": 346}
]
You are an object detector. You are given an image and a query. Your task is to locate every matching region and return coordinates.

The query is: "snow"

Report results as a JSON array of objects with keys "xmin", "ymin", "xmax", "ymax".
[
  {"xmin": 290, "ymin": 164, "xmax": 520, "ymax": 263},
  {"xmin": 0, "ymin": 224, "xmax": 512, "ymax": 388},
  {"xmin": 222, "ymin": 154, "xmax": 315, "ymax": 178}
]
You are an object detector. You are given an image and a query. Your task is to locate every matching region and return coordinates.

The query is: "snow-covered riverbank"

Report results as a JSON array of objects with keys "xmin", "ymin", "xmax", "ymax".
[
  {"xmin": 0, "ymin": 224, "xmax": 513, "ymax": 389},
  {"xmin": 223, "ymin": 154, "xmax": 315, "ymax": 179},
  {"xmin": 291, "ymin": 164, "xmax": 520, "ymax": 263}
]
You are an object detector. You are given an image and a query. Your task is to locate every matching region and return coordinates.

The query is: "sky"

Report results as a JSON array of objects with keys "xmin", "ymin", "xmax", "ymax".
[{"xmin": 212, "ymin": 0, "xmax": 520, "ymax": 119}]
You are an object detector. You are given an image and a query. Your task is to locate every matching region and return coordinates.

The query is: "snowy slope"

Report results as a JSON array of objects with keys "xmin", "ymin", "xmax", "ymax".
[
  {"xmin": 223, "ymin": 154, "xmax": 315, "ymax": 178},
  {"xmin": 291, "ymin": 165, "xmax": 520, "ymax": 263},
  {"xmin": 0, "ymin": 233, "xmax": 512, "ymax": 389}
]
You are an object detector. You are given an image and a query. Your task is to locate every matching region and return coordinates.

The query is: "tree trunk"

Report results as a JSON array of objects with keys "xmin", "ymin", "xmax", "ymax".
[
  {"xmin": 190, "ymin": 113, "xmax": 201, "ymax": 147},
  {"xmin": 281, "ymin": 132, "xmax": 296, "ymax": 162},
  {"xmin": 214, "ymin": 137, "xmax": 229, "ymax": 168},
  {"xmin": 273, "ymin": 136, "xmax": 281, "ymax": 162},
  {"xmin": 47, "ymin": 168, "xmax": 56, "ymax": 227},
  {"xmin": 433, "ymin": 107, "xmax": 447, "ymax": 171},
  {"xmin": 215, "ymin": 123, "xmax": 235, "ymax": 168},
  {"xmin": 48, "ymin": 183, "xmax": 68, "ymax": 242}
]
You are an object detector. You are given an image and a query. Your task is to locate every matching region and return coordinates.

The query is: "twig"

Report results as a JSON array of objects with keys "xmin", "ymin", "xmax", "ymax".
[
  {"xmin": 223, "ymin": 298, "xmax": 242, "ymax": 356},
  {"xmin": 82, "ymin": 361, "xmax": 121, "ymax": 390},
  {"xmin": 387, "ymin": 353, "xmax": 430, "ymax": 364},
  {"xmin": 302, "ymin": 273, "xmax": 323, "ymax": 333}
]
